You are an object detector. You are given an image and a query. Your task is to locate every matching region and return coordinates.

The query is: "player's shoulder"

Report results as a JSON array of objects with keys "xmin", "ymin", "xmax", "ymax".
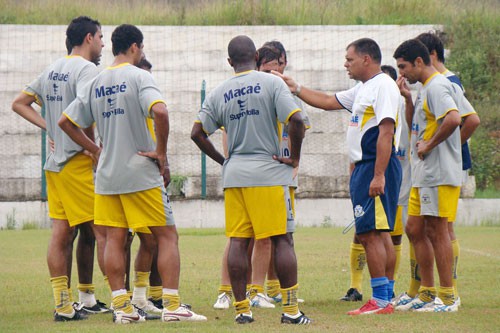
[
  {"xmin": 367, "ymin": 72, "xmax": 399, "ymax": 94},
  {"xmin": 64, "ymin": 55, "xmax": 96, "ymax": 68},
  {"xmin": 427, "ymin": 72, "xmax": 452, "ymax": 90}
]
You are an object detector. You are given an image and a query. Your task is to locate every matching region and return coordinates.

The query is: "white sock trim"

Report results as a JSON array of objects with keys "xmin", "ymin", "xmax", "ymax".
[{"xmin": 163, "ymin": 288, "xmax": 179, "ymax": 296}]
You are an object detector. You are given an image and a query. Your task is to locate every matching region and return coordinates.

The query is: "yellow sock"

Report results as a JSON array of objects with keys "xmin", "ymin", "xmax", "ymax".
[
  {"xmin": 246, "ymin": 284, "xmax": 252, "ymax": 293},
  {"xmin": 248, "ymin": 284, "xmax": 264, "ymax": 300},
  {"xmin": 233, "ymin": 299, "xmax": 251, "ymax": 315},
  {"xmin": 103, "ymin": 275, "xmax": 112, "ymax": 292},
  {"xmin": 67, "ymin": 287, "xmax": 74, "ymax": 303},
  {"xmin": 134, "ymin": 271, "xmax": 150, "ymax": 288},
  {"xmin": 281, "ymin": 284, "xmax": 299, "ymax": 316},
  {"xmin": 438, "ymin": 286, "xmax": 455, "ymax": 306},
  {"xmin": 408, "ymin": 243, "xmax": 421, "ymax": 298},
  {"xmin": 451, "ymin": 239, "xmax": 460, "ymax": 298},
  {"xmin": 266, "ymin": 279, "xmax": 281, "ymax": 298},
  {"xmin": 350, "ymin": 242, "xmax": 366, "ymax": 292},
  {"xmin": 163, "ymin": 294, "xmax": 181, "ymax": 311},
  {"xmin": 77, "ymin": 283, "xmax": 94, "ymax": 294},
  {"xmin": 218, "ymin": 284, "xmax": 232, "ymax": 298},
  {"xmin": 418, "ymin": 286, "xmax": 436, "ymax": 303},
  {"xmin": 149, "ymin": 285, "xmax": 163, "ymax": 301},
  {"xmin": 393, "ymin": 244, "xmax": 402, "ymax": 280},
  {"xmin": 113, "ymin": 293, "xmax": 133, "ymax": 313},
  {"xmin": 51, "ymin": 276, "xmax": 73, "ymax": 314}
]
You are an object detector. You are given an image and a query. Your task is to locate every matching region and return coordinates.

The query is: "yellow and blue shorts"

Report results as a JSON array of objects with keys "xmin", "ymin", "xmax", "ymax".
[
  {"xmin": 289, "ymin": 187, "xmax": 296, "ymax": 218},
  {"xmin": 95, "ymin": 186, "xmax": 175, "ymax": 230},
  {"xmin": 389, "ymin": 205, "xmax": 407, "ymax": 237},
  {"xmin": 46, "ymin": 153, "xmax": 94, "ymax": 227},
  {"xmin": 224, "ymin": 185, "xmax": 294, "ymax": 240},
  {"xmin": 408, "ymin": 186, "xmax": 459, "ymax": 222},
  {"xmin": 350, "ymin": 157, "xmax": 402, "ymax": 235}
]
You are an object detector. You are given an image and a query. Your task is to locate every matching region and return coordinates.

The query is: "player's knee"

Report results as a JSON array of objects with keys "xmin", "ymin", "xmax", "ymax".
[
  {"xmin": 254, "ymin": 237, "xmax": 272, "ymax": 250},
  {"xmin": 272, "ymin": 232, "xmax": 294, "ymax": 248}
]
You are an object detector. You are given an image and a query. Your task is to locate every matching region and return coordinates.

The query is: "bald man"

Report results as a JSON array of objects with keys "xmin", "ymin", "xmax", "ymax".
[{"xmin": 191, "ymin": 35, "xmax": 311, "ymax": 325}]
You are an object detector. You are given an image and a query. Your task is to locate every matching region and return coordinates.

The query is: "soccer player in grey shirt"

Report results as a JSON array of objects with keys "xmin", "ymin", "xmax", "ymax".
[
  {"xmin": 11, "ymin": 16, "xmax": 104, "ymax": 321},
  {"xmin": 394, "ymin": 39, "xmax": 462, "ymax": 312},
  {"xmin": 191, "ymin": 35, "xmax": 311, "ymax": 325},
  {"xmin": 59, "ymin": 24, "xmax": 206, "ymax": 324}
]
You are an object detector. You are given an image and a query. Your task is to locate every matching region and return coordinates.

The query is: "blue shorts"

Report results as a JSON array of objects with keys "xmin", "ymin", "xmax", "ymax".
[{"xmin": 350, "ymin": 155, "xmax": 402, "ymax": 235}]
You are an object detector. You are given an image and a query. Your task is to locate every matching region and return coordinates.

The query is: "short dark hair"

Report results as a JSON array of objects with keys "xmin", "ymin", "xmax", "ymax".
[
  {"xmin": 347, "ymin": 38, "xmax": 381, "ymax": 64},
  {"xmin": 381, "ymin": 65, "xmax": 397, "ymax": 81},
  {"xmin": 137, "ymin": 58, "xmax": 152, "ymax": 70},
  {"xmin": 66, "ymin": 16, "xmax": 101, "ymax": 48},
  {"xmin": 416, "ymin": 32, "xmax": 445, "ymax": 63},
  {"xmin": 263, "ymin": 40, "xmax": 287, "ymax": 63},
  {"xmin": 227, "ymin": 35, "xmax": 256, "ymax": 65},
  {"xmin": 257, "ymin": 46, "xmax": 281, "ymax": 68},
  {"xmin": 111, "ymin": 24, "xmax": 143, "ymax": 56},
  {"xmin": 393, "ymin": 39, "xmax": 431, "ymax": 66},
  {"xmin": 65, "ymin": 38, "xmax": 72, "ymax": 55}
]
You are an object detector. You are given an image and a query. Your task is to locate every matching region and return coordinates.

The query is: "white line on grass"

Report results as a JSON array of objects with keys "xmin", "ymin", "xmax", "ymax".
[{"xmin": 462, "ymin": 247, "xmax": 499, "ymax": 260}]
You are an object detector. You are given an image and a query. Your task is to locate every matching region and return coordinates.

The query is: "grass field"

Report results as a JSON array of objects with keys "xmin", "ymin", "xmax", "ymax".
[{"xmin": 0, "ymin": 226, "xmax": 499, "ymax": 332}]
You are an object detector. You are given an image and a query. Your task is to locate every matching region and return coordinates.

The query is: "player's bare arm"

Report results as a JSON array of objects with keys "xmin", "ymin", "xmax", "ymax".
[
  {"xmin": 58, "ymin": 114, "xmax": 101, "ymax": 164},
  {"xmin": 416, "ymin": 109, "xmax": 461, "ymax": 160},
  {"xmin": 191, "ymin": 122, "xmax": 225, "ymax": 166},
  {"xmin": 138, "ymin": 102, "xmax": 171, "ymax": 186},
  {"xmin": 271, "ymin": 70, "xmax": 343, "ymax": 111},
  {"xmin": 11, "ymin": 92, "xmax": 47, "ymax": 130},
  {"xmin": 273, "ymin": 112, "xmax": 304, "ymax": 168},
  {"xmin": 369, "ymin": 118, "xmax": 394, "ymax": 198},
  {"xmin": 396, "ymin": 76, "xmax": 414, "ymax": 131},
  {"xmin": 460, "ymin": 113, "xmax": 480, "ymax": 144}
]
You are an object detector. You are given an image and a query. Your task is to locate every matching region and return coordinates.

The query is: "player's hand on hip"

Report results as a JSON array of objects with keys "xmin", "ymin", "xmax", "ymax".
[
  {"xmin": 369, "ymin": 174, "xmax": 385, "ymax": 198},
  {"xmin": 48, "ymin": 137, "xmax": 55, "ymax": 153},
  {"xmin": 416, "ymin": 140, "xmax": 430, "ymax": 160},
  {"xmin": 162, "ymin": 166, "xmax": 171, "ymax": 188},
  {"xmin": 273, "ymin": 154, "xmax": 299, "ymax": 168},
  {"xmin": 138, "ymin": 150, "xmax": 167, "ymax": 173},
  {"xmin": 84, "ymin": 147, "xmax": 101, "ymax": 169}
]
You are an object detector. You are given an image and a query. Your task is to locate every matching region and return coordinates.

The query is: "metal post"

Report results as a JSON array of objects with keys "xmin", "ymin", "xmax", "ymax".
[{"xmin": 200, "ymin": 80, "xmax": 207, "ymax": 199}]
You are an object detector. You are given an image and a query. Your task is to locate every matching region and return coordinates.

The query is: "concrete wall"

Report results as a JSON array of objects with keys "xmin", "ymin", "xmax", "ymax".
[
  {"xmin": 0, "ymin": 24, "xmax": 439, "ymax": 200},
  {"xmin": 1, "ymin": 198, "xmax": 499, "ymax": 229}
]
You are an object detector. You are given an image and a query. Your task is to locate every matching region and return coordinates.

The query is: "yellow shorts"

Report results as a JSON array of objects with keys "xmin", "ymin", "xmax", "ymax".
[
  {"xmin": 290, "ymin": 187, "xmax": 296, "ymax": 218},
  {"xmin": 95, "ymin": 186, "xmax": 175, "ymax": 230},
  {"xmin": 390, "ymin": 205, "xmax": 406, "ymax": 236},
  {"xmin": 408, "ymin": 186, "xmax": 459, "ymax": 222},
  {"xmin": 224, "ymin": 185, "xmax": 293, "ymax": 240},
  {"xmin": 46, "ymin": 153, "xmax": 94, "ymax": 227},
  {"xmin": 134, "ymin": 227, "xmax": 152, "ymax": 234}
]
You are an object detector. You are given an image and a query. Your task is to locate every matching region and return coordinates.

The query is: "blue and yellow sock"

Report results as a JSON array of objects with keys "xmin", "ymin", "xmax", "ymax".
[
  {"xmin": 371, "ymin": 277, "xmax": 389, "ymax": 308},
  {"xmin": 451, "ymin": 239, "xmax": 460, "ymax": 298},
  {"xmin": 387, "ymin": 280, "xmax": 395, "ymax": 301},
  {"xmin": 51, "ymin": 276, "xmax": 73, "ymax": 315},
  {"xmin": 418, "ymin": 286, "xmax": 436, "ymax": 303},
  {"xmin": 234, "ymin": 299, "xmax": 251, "ymax": 315},
  {"xmin": 281, "ymin": 284, "xmax": 299, "ymax": 316},
  {"xmin": 266, "ymin": 279, "xmax": 281, "ymax": 298},
  {"xmin": 112, "ymin": 290, "xmax": 134, "ymax": 313},
  {"xmin": 350, "ymin": 242, "xmax": 366, "ymax": 292},
  {"xmin": 438, "ymin": 286, "xmax": 455, "ymax": 306},
  {"xmin": 408, "ymin": 243, "xmax": 421, "ymax": 298},
  {"xmin": 163, "ymin": 289, "xmax": 180, "ymax": 311}
]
